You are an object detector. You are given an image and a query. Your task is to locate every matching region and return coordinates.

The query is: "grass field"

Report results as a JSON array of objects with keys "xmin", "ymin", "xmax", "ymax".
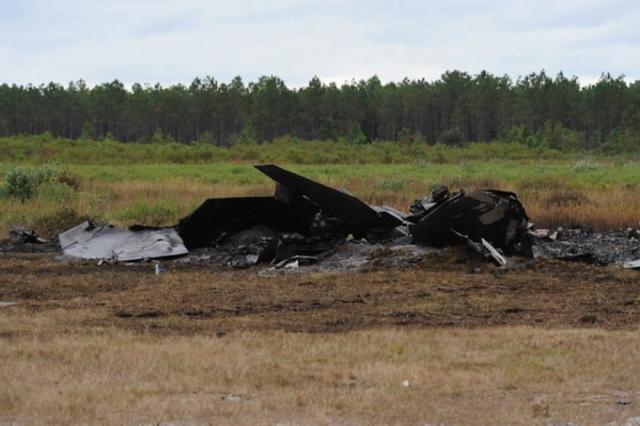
[
  {"xmin": 2, "ymin": 254, "xmax": 640, "ymax": 425},
  {"xmin": 0, "ymin": 135, "xmax": 587, "ymax": 165},
  {"xmin": 3, "ymin": 324, "xmax": 639, "ymax": 425},
  {"xmin": 2, "ymin": 160, "xmax": 640, "ymax": 237},
  {"xmin": 3, "ymin": 135, "xmax": 640, "ymax": 234},
  {"xmin": 2, "ymin": 139, "xmax": 640, "ymax": 424}
]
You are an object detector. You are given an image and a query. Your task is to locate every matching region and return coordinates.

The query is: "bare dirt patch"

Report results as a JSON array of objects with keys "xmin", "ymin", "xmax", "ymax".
[{"xmin": 1, "ymin": 251, "xmax": 640, "ymax": 335}]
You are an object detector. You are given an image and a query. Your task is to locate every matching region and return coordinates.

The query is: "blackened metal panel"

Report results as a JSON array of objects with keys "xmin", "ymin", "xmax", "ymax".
[
  {"xmin": 409, "ymin": 189, "xmax": 531, "ymax": 256},
  {"xmin": 177, "ymin": 197, "xmax": 316, "ymax": 249},
  {"xmin": 255, "ymin": 164, "xmax": 394, "ymax": 231}
]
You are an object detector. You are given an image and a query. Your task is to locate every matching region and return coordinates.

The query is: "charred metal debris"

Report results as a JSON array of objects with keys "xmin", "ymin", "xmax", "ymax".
[
  {"xmin": 6, "ymin": 164, "xmax": 638, "ymax": 269},
  {"xmin": 175, "ymin": 165, "xmax": 535, "ymax": 268}
]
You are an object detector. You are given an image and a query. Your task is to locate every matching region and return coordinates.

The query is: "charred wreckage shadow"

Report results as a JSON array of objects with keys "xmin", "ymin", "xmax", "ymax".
[{"xmin": 50, "ymin": 164, "xmax": 536, "ymax": 268}]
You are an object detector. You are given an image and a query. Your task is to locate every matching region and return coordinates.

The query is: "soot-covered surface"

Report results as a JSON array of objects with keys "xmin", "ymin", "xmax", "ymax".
[
  {"xmin": 1, "ymin": 226, "xmax": 639, "ymax": 270},
  {"xmin": 532, "ymin": 228, "xmax": 640, "ymax": 266}
]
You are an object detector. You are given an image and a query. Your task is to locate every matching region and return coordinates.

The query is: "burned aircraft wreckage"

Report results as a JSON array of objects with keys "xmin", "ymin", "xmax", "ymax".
[{"xmin": 52, "ymin": 164, "xmax": 538, "ymax": 268}]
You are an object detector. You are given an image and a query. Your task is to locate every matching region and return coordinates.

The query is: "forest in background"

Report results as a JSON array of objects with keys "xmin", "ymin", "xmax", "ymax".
[{"xmin": 1, "ymin": 70, "xmax": 639, "ymax": 152}]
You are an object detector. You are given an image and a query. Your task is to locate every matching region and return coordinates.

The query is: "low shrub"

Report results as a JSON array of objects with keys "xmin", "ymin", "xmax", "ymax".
[
  {"xmin": 1, "ymin": 164, "xmax": 80, "ymax": 201},
  {"xmin": 3, "ymin": 167, "xmax": 39, "ymax": 201}
]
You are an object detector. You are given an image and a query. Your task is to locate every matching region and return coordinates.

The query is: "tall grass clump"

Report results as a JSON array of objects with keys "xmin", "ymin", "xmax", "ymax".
[{"xmin": 114, "ymin": 201, "xmax": 180, "ymax": 227}]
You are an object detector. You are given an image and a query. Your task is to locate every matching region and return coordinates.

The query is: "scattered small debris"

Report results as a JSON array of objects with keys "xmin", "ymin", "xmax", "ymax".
[
  {"xmin": 530, "ymin": 227, "xmax": 559, "ymax": 241},
  {"xmin": 273, "ymin": 255, "xmax": 319, "ymax": 270},
  {"xmin": 452, "ymin": 229, "xmax": 507, "ymax": 266},
  {"xmin": 401, "ymin": 380, "xmax": 410, "ymax": 388},
  {"xmin": 533, "ymin": 227, "xmax": 640, "ymax": 266},
  {"xmin": 0, "ymin": 301, "xmax": 17, "ymax": 308},
  {"xmin": 10, "ymin": 225, "xmax": 48, "ymax": 244},
  {"xmin": 154, "ymin": 263, "xmax": 167, "ymax": 275},
  {"xmin": 481, "ymin": 238, "xmax": 507, "ymax": 267},
  {"xmin": 624, "ymin": 260, "xmax": 640, "ymax": 270},
  {"xmin": 221, "ymin": 394, "xmax": 244, "ymax": 402}
]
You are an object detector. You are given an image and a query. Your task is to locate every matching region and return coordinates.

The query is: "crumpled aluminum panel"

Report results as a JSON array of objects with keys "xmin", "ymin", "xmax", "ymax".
[{"xmin": 59, "ymin": 221, "xmax": 188, "ymax": 261}]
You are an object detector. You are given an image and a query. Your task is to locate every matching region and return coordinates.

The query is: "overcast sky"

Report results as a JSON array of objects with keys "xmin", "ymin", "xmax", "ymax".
[{"xmin": 0, "ymin": 0, "xmax": 638, "ymax": 87}]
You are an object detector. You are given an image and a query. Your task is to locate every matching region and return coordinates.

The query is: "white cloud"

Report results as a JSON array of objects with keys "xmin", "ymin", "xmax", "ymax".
[{"xmin": 0, "ymin": 0, "xmax": 638, "ymax": 87}]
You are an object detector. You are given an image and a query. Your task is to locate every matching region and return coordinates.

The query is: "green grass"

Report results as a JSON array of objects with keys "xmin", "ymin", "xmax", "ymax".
[
  {"xmin": 2, "ymin": 135, "xmax": 640, "ymax": 235},
  {"xmin": 2, "ymin": 161, "xmax": 639, "ymax": 189},
  {"xmin": 0, "ymin": 134, "xmax": 623, "ymax": 166}
]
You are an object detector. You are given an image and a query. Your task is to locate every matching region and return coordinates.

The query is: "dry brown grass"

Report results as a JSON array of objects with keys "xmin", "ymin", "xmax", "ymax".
[
  {"xmin": 521, "ymin": 187, "xmax": 640, "ymax": 229},
  {"xmin": 1, "ymin": 315, "xmax": 640, "ymax": 425},
  {"xmin": 2, "ymin": 164, "xmax": 640, "ymax": 425},
  {"xmin": 2, "ymin": 253, "xmax": 640, "ymax": 424},
  {"xmin": 3, "ymin": 177, "xmax": 640, "ymax": 236},
  {"xmin": 101, "ymin": 178, "xmax": 640, "ymax": 230}
]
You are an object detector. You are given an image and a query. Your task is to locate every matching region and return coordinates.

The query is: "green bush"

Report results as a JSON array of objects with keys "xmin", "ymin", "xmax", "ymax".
[
  {"xmin": 1, "ymin": 164, "xmax": 80, "ymax": 202},
  {"xmin": 439, "ymin": 128, "xmax": 464, "ymax": 146},
  {"xmin": 348, "ymin": 124, "xmax": 367, "ymax": 145},
  {"xmin": 4, "ymin": 167, "xmax": 39, "ymax": 201},
  {"xmin": 599, "ymin": 129, "xmax": 640, "ymax": 154},
  {"xmin": 79, "ymin": 122, "xmax": 97, "ymax": 140},
  {"xmin": 537, "ymin": 121, "xmax": 586, "ymax": 151}
]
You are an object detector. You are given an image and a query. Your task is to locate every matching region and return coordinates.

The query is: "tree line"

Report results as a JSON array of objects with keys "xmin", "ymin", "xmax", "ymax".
[{"xmin": 1, "ymin": 71, "xmax": 639, "ymax": 149}]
